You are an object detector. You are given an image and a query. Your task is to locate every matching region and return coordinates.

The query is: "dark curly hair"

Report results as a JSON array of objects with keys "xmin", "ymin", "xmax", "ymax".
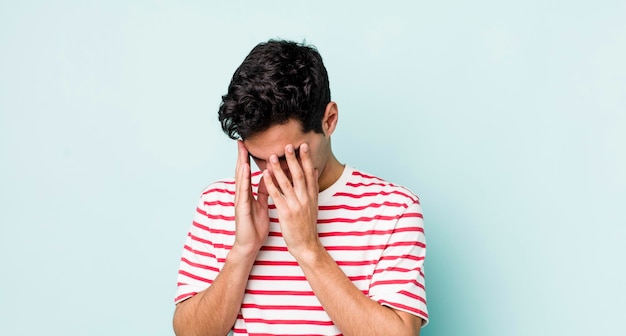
[{"xmin": 218, "ymin": 40, "xmax": 331, "ymax": 140}]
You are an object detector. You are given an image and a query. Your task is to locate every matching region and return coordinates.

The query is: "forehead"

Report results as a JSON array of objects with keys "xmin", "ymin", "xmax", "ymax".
[{"xmin": 243, "ymin": 119, "xmax": 312, "ymax": 160}]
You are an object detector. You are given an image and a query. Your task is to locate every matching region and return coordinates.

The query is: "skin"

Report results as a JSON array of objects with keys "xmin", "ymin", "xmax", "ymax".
[{"xmin": 173, "ymin": 102, "xmax": 422, "ymax": 335}]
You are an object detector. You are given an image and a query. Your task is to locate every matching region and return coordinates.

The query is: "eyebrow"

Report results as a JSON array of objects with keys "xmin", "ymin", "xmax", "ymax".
[{"xmin": 249, "ymin": 146, "xmax": 301, "ymax": 162}]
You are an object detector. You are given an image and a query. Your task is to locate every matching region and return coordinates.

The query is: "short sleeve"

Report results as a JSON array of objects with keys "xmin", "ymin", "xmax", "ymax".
[
  {"xmin": 174, "ymin": 194, "xmax": 220, "ymax": 304},
  {"xmin": 368, "ymin": 201, "xmax": 428, "ymax": 325}
]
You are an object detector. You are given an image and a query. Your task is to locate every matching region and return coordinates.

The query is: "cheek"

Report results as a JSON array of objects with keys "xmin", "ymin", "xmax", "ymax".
[
  {"xmin": 279, "ymin": 161, "xmax": 291, "ymax": 172},
  {"xmin": 252, "ymin": 159, "xmax": 266, "ymax": 172}
]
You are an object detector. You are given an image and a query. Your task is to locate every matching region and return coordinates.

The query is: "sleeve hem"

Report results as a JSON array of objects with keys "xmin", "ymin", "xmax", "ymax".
[{"xmin": 379, "ymin": 299, "xmax": 429, "ymax": 327}]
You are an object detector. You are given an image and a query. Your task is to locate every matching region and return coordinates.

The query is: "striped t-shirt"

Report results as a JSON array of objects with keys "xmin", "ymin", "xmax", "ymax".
[{"xmin": 175, "ymin": 165, "xmax": 428, "ymax": 335}]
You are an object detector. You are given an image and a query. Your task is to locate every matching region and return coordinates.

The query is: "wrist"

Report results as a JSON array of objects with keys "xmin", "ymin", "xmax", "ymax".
[
  {"xmin": 291, "ymin": 242, "xmax": 328, "ymax": 268},
  {"xmin": 228, "ymin": 244, "xmax": 260, "ymax": 266}
]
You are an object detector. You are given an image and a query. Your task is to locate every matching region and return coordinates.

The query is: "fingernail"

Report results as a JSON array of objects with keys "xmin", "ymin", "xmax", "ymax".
[
  {"xmin": 270, "ymin": 155, "xmax": 278, "ymax": 163},
  {"xmin": 302, "ymin": 143, "xmax": 309, "ymax": 152},
  {"xmin": 286, "ymin": 144, "xmax": 293, "ymax": 153}
]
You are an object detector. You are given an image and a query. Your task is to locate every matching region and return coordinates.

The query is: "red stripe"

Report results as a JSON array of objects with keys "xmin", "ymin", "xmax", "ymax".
[
  {"xmin": 249, "ymin": 274, "xmax": 371, "ymax": 282},
  {"xmin": 319, "ymin": 201, "xmax": 408, "ymax": 211},
  {"xmin": 351, "ymin": 170, "xmax": 383, "ymax": 180},
  {"xmin": 319, "ymin": 229, "xmax": 393, "ymax": 237},
  {"xmin": 207, "ymin": 227, "xmax": 235, "ymax": 235},
  {"xmin": 370, "ymin": 278, "xmax": 425, "ymax": 290},
  {"xmin": 174, "ymin": 292, "xmax": 196, "ymax": 302},
  {"xmin": 399, "ymin": 290, "xmax": 427, "ymax": 304},
  {"xmin": 193, "ymin": 221, "xmax": 235, "ymax": 235},
  {"xmin": 261, "ymin": 244, "xmax": 388, "ymax": 252},
  {"xmin": 325, "ymin": 242, "xmax": 424, "ymax": 251},
  {"xmin": 243, "ymin": 318, "xmax": 334, "ymax": 326},
  {"xmin": 189, "ymin": 233, "xmax": 212, "ymax": 245},
  {"xmin": 192, "ymin": 220, "xmax": 210, "ymax": 231},
  {"xmin": 380, "ymin": 254, "xmax": 425, "ymax": 262},
  {"xmin": 178, "ymin": 270, "xmax": 213, "ymax": 284},
  {"xmin": 254, "ymin": 259, "xmax": 378, "ymax": 267},
  {"xmin": 202, "ymin": 214, "xmax": 421, "ymax": 229},
  {"xmin": 374, "ymin": 266, "xmax": 425, "ymax": 278},
  {"xmin": 195, "ymin": 207, "xmax": 207, "ymax": 216},
  {"xmin": 346, "ymin": 182, "xmax": 388, "ymax": 187},
  {"xmin": 326, "ymin": 244, "xmax": 385, "ymax": 251},
  {"xmin": 245, "ymin": 289, "xmax": 315, "ymax": 296},
  {"xmin": 249, "ymin": 275, "xmax": 307, "ymax": 281},
  {"xmin": 183, "ymin": 244, "xmax": 215, "ymax": 258},
  {"xmin": 237, "ymin": 333, "xmax": 337, "ymax": 336},
  {"xmin": 334, "ymin": 190, "xmax": 419, "ymax": 203},
  {"xmin": 205, "ymin": 213, "xmax": 235, "ymax": 221},
  {"xmin": 319, "ymin": 226, "xmax": 423, "ymax": 238},
  {"xmin": 374, "ymin": 266, "xmax": 418, "ymax": 274},
  {"xmin": 317, "ymin": 214, "xmax": 401, "ymax": 224},
  {"xmin": 399, "ymin": 212, "xmax": 424, "ymax": 219},
  {"xmin": 254, "ymin": 260, "xmax": 298, "ymax": 266},
  {"xmin": 393, "ymin": 226, "xmax": 425, "ymax": 234},
  {"xmin": 204, "ymin": 200, "xmax": 234, "ymax": 207},
  {"xmin": 180, "ymin": 257, "xmax": 219, "ymax": 272},
  {"xmin": 201, "ymin": 187, "xmax": 235, "ymax": 195},
  {"xmin": 245, "ymin": 289, "xmax": 368, "ymax": 296},
  {"xmin": 196, "ymin": 205, "xmax": 235, "ymax": 221},
  {"xmin": 386, "ymin": 241, "xmax": 426, "ymax": 249},
  {"xmin": 241, "ymin": 303, "xmax": 325, "ymax": 311},
  {"xmin": 189, "ymin": 233, "xmax": 233, "ymax": 250},
  {"xmin": 251, "ymin": 255, "xmax": 423, "ymax": 270}
]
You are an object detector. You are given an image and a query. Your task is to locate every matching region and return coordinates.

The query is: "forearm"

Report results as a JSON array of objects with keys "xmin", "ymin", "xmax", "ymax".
[
  {"xmin": 297, "ymin": 247, "xmax": 421, "ymax": 336},
  {"xmin": 173, "ymin": 248, "xmax": 256, "ymax": 336}
]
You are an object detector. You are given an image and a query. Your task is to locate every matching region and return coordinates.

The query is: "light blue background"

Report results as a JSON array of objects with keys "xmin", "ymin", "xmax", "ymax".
[{"xmin": 1, "ymin": 1, "xmax": 625, "ymax": 335}]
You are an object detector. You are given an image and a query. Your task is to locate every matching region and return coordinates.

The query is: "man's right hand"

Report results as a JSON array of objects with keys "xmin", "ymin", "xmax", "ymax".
[
  {"xmin": 233, "ymin": 140, "xmax": 270, "ymax": 255},
  {"xmin": 173, "ymin": 140, "xmax": 269, "ymax": 336}
]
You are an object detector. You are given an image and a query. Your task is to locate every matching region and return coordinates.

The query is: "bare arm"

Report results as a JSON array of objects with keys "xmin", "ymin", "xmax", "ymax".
[
  {"xmin": 262, "ymin": 143, "xmax": 423, "ymax": 336},
  {"xmin": 173, "ymin": 248, "xmax": 257, "ymax": 336},
  {"xmin": 173, "ymin": 141, "xmax": 270, "ymax": 336}
]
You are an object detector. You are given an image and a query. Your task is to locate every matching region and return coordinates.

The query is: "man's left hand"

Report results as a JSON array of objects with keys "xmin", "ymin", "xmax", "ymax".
[{"xmin": 262, "ymin": 143, "xmax": 322, "ymax": 259}]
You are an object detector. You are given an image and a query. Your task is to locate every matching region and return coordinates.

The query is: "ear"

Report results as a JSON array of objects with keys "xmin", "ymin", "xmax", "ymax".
[{"xmin": 321, "ymin": 102, "xmax": 339, "ymax": 136}]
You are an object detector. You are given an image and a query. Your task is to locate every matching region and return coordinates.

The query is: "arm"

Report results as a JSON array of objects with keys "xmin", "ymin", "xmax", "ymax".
[
  {"xmin": 262, "ymin": 144, "xmax": 423, "ymax": 336},
  {"xmin": 173, "ymin": 141, "xmax": 270, "ymax": 336},
  {"xmin": 173, "ymin": 247, "xmax": 257, "ymax": 336}
]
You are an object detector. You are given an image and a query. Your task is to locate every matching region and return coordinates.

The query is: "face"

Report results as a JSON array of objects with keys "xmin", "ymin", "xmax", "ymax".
[{"xmin": 243, "ymin": 119, "xmax": 329, "ymax": 181}]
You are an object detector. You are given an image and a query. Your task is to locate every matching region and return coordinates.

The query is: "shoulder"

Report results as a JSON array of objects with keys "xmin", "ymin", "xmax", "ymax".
[
  {"xmin": 198, "ymin": 171, "xmax": 264, "ymax": 200},
  {"xmin": 345, "ymin": 167, "xmax": 420, "ymax": 206},
  {"xmin": 199, "ymin": 177, "xmax": 236, "ymax": 197}
]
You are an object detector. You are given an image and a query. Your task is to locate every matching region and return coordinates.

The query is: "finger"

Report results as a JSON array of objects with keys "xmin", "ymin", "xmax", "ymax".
[
  {"xmin": 268, "ymin": 154, "xmax": 296, "ymax": 199},
  {"xmin": 235, "ymin": 141, "xmax": 251, "ymax": 204},
  {"xmin": 256, "ymin": 176, "xmax": 269, "ymax": 208},
  {"xmin": 284, "ymin": 144, "xmax": 306, "ymax": 197},
  {"xmin": 262, "ymin": 169, "xmax": 287, "ymax": 208},
  {"xmin": 237, "ymin": 162, "xmax": 252, "ymax": 208},
  {"xmin": 235, "ymin": 142, "xmax": 243, "ymax": 203},
  {"xmin": 237, "ymin": 140, "xmax": 250, "ymax": 167},
  {"xmin": 299, "ymin": 143, "xmax": 319, "ymax": 197}
]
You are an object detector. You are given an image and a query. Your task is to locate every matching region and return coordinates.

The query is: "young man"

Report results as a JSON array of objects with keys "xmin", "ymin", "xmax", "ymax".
[{"xmin": 173, "ymin": 40, "xmax": 428, "ymax": 336}]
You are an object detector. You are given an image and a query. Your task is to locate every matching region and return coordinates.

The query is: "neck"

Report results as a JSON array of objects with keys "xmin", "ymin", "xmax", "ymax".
[{"xmin": 318, "ymin": 153, "xmax": 344, "ymax": 192}]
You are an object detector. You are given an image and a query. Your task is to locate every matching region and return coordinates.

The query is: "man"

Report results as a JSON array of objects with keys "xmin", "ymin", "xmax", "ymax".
[{"xmin": 173, "ymin": 40, "xmax": 428, "ymax": 336}]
